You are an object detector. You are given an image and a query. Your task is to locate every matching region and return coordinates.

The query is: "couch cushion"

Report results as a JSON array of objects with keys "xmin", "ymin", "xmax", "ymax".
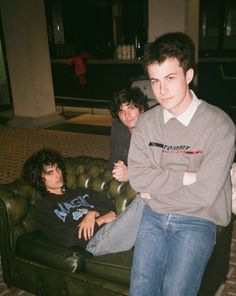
[
  {"xmin": 16, "ymin": 231, "xmax": 92, "ymax": 273},
  {"xmin": 85, "ymin": 249, "xmax": 133, "ymax": 285}
]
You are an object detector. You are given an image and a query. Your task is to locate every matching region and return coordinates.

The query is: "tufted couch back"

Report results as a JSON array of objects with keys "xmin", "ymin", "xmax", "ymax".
[{"xmin": 65, "ymin": 156, "xmax": 136, "ymax": 212}]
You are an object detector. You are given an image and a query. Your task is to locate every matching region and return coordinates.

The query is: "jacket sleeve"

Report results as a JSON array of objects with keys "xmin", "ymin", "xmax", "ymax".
[
  {"xmin": 128, "ymin": 118, "xmax": 236, "ymax": 208},
  {"xmin": 108, "ymin": 120, "xmax": 121, "ymax": 170}
]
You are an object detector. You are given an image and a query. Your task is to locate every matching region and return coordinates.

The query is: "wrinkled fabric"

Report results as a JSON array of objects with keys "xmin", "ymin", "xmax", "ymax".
[{"xmin": 86, "ymin": 195, "xmax": 145, "ymax": 256}]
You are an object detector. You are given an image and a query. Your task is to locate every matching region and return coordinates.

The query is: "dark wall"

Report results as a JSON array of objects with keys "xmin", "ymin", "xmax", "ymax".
[{"xmin": 197, "ymin": 60, "xmax": 236, "ymax": 117}]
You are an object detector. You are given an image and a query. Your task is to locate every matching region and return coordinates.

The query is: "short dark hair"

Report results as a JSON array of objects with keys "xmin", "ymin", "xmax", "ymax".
[
  {"xmin": 110, "ymin": 87, "xmax": 148, "ymax": 119},
  {"xmin": 22, "ymin": 148, "xmax": 66, "ymax": 192},
  {"xmin": 143, "ymin": 32, "xmax": 195, "ymax": 74}
]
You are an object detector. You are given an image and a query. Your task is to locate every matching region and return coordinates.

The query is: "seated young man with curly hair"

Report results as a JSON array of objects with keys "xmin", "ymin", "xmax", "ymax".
[{"xmin": 22, "ymin": 148, "xmax": 116, "ymax": 249}]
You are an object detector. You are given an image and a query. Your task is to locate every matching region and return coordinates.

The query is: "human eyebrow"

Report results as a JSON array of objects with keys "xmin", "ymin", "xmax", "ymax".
[
  {"xmin": 43, "ymin": 169, "xmax": 53, "ymax": 175},
  {"xmin": 165, "ymin": 73, "xmax": 177, "ymax": 78},
  {"xmin": 43, "ymin": 164, "xmax": 57, "ymax": 175}
]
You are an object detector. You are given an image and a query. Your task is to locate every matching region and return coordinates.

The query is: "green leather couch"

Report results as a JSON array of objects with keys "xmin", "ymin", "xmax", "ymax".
[{"xmin": 0, "ymin": 156, "xmax": 233, "ymax": 296}]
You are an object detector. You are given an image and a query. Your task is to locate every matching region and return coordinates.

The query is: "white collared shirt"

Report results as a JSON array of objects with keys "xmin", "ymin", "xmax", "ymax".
[{"xmin": 163, "ymin": 90, "xmax": 202, "ymax": 126}]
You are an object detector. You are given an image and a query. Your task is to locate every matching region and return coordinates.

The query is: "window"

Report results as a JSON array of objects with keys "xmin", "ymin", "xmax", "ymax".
[{"xmin": 199, "ymin": 0, "xmax": 236, "ymax": 57}]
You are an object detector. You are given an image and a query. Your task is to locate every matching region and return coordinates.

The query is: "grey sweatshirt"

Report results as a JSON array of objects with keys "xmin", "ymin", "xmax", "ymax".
[{"xmin": 128, "ymin": 100, "xmax": 235, "ymax": 226}]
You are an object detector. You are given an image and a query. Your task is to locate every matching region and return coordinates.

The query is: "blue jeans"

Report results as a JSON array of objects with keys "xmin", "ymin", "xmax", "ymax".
[
  {"xmin": 129, "ymin": 205, "xmax": 216, "ymax": 296},
  {"xmin": 86, "ymin": 195, "xmax": 145, "ymax": 256}
]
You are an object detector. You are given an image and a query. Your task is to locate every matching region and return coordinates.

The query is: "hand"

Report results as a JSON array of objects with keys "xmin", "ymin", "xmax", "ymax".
[
  {"xmin": 96, "ymin": 211, "xmax": 116, "ymax": 226},
  {"xmin": 112, "ymin": 161, "xmax": 129, "ymax": 182},
  {"xmin": 77, "ymin": 211, "xmax": 99, "ymax": 241},
  {"xmin": 140, "ymin": 192, "xmax": 152, "ymax": 200},
  {"xmin": 183, "ymin": 172, "xmax": 197, "ymax": 186}
]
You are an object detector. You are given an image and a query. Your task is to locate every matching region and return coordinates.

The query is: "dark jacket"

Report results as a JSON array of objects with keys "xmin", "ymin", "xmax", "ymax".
[
  {"xmin": 109, "ymin": 119, "xmax": 131, "ymax": 170},
  {"xmin": 35, "ymin": 188, "xmax": 116, "ymax": 248}
]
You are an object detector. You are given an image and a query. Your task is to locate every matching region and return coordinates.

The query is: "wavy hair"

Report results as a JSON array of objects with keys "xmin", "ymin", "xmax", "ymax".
[
  {"xmin": 22, "ymin": 148, "xmax": 66, "ymax": 192},
  {"xmin": 110, "ymin": 87, "xmax": 148, "ymax": 119},
  {"xmin": 143, "ymin": 32, "xmax": 195, "ymax": 74}
]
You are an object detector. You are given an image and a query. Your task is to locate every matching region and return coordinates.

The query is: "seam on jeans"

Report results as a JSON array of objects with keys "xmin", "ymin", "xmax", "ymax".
[{"xmin": 160, "ymin": 243, "xmax": 169, "ymax": 294}]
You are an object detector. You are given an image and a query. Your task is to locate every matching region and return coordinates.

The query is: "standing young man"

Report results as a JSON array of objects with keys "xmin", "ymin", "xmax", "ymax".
[{"xmin": 128, "ymin": 32, "xmax": 236, "ymax": 296}]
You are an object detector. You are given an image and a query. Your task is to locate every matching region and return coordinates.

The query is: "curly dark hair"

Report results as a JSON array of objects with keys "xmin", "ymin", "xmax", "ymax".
[
  {"xmin": 110, "ymin": 87, "xmax": 148, "ymax": 119},
  {"xmin": 143, "ymin": 32, "xmax": 195, "ymax": 74},
  {"xmin": 22, "ymin": 148, "xmax": 66, "ymax": 192}
]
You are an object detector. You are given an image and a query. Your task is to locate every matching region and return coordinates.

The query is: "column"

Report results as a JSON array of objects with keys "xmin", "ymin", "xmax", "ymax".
[
  {"xmin": 0, "ymin": 0, "xmax": 65, "ymax": 129},
  {"xmin": 148, "ymin": 0, "xmax": 186, "ymax": 42}
]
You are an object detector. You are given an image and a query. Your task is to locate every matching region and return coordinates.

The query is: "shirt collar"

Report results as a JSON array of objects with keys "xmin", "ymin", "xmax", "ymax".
[{"xmin": 163, "ymin": 91, "xmax": 201, "ymax": 126}]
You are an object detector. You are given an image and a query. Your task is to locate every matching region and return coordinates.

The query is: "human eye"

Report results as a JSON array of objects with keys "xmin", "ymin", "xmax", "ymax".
[
  {"xmin": 44, "ymin": 170, "xmax": 52, "ymax": 176},
  {"xmin": 167, "ymin": 75, "xmax": 175, "ymax": 81},
  {"xmin": 118, "ymin": 109, "xmax": 124, "ymax": 115},
  {"xmin": 150, "ymin": 79, "xmax": 159, "ymax": 85}
]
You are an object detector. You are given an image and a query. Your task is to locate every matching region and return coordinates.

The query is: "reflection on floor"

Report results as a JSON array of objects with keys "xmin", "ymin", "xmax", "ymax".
[
  {"xmin": 49, "ymin": 108, "xmax": 112, "ymax": 135},
  {"xmin": 0, "ymin": 107, "xmax": 112, "ymax": 135}
]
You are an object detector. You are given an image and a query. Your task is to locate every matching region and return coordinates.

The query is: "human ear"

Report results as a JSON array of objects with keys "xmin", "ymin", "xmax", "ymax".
[
  {"xmin": 186, "ymin": 68, "xmax": 194, "ymax": 84},
  {"xmin": 140, "ymin": 107, "xmax": 144, "ymax": 113}
]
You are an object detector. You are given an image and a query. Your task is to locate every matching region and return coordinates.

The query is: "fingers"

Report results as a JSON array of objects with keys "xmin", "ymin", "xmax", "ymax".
[
  {"xmin": 78, "ymin": 224, "xmax": 94, "ymax": 241},
  {"xmin": 78, "ymin": 211, "xmax": 97, "ymax": 241},
  {"xmin": 105, "ymin": 211, "xmax": 116, "ymax": 222},
  {"xmin": 114, "ymin": 160, "xmax": 124, "ymax": 166},
  {"xmin": 140, "ymin": 192, "xmax": 152, "ymax": 200},
  {"xmin": 112, "ymin": 164, "xmax": 129, "ymax": 182},
  {"xmin": 114, "ymin": 161, "xmax": 125, "ymax": 169}
]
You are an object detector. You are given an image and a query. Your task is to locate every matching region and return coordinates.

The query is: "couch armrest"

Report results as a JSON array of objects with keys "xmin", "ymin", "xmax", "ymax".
[
  {"xmin": 0, "ymin": 179, "xmax": 40, "ymax": 251},
  {"xmin": 0, "ymin": 179, "xmax": 40, "ymax": 284}
]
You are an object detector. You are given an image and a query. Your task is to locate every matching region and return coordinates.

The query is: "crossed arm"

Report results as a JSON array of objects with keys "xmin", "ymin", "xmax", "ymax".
[
  {"xmin": 141, "ymin": 172, "xmax": 197, "ymax": 200},
  {"xmin": 77, "ymin": 210, "xmax": 116, "ymax": 241},
  {"xmin": 128, "ymin": 122, "xmax": 235, "ymax": 206}
]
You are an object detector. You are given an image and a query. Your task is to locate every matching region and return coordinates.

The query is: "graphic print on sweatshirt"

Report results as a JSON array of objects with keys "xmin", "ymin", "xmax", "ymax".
[
  {"xmin": 149, "ymin": 142, "xmax": 203, "ymax": 155},
  {"xmin": 54, "ymin": 193, "xmax": 94, "ymax": 222}
]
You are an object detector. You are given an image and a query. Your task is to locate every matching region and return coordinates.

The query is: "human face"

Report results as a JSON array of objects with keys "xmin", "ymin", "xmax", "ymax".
[
  {"xmin": 42, "ymin": 163, "xmax": 64, "ymax": 194},
  {"xmin": 148, "ymin": 57, "xmax": 194, "ymax": 117},
  {"xmin": 118, "ymin": 102, "xmax": 142, "ymax": 132}
]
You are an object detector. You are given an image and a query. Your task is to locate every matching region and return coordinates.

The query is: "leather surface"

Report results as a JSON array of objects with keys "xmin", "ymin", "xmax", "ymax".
[
  {"xmin": 85, "ymin": 250, "xmax": 132, "ymax": 285},
  {"xmin": 16, "ymin": 231, "xmax": 91, "ymax": 273}
]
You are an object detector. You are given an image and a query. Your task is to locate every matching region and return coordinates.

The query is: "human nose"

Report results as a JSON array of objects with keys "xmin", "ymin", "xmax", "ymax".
[
  {"xmin": 55, "ymin": 169, "xmax": 62, "ymax": 178},
  {"xmin": 124, "ymin": 110, "xmax": 131, "ymax": 119},
  {"xmin": 159, "ymin": 81, "xmax": 168, "ymax": 96}
]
